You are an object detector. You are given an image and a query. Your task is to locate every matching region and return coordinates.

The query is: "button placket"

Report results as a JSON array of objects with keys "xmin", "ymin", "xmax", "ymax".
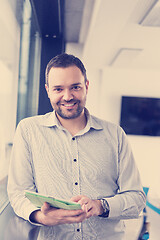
[
  {"xmin": 74, "ymin": 224, "xmax": 82, "ymax": 239},
  {"xmin": 71, "ymin": 137, "xmax": 80, "ymax": 196},
  {"xmin": 70, "ymin": 137, "xmax": 82, "ymax": 235}
]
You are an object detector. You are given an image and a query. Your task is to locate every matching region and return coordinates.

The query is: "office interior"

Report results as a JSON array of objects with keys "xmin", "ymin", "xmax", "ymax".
[{"xmin": 0, "ymin": 0, "xmax": 160, "ymax": 239}]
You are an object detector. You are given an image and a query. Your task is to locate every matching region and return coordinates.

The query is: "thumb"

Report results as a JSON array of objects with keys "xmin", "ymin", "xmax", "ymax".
[
  {"xmin": 41, "ymin": 202, "xmax": 50, "ymax": 214},
  {"xmin": 70, "ymin": 195, "xmax": 82, "ymax": 202}
]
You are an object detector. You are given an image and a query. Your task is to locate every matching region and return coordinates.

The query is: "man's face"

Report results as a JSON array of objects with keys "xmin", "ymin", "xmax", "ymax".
[{"xmin": 45, "ymin": 65, "xmax": 89, "ymax": 120}]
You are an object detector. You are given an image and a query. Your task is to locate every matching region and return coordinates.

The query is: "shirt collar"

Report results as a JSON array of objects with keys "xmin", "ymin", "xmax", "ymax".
[
  {"xmin": 40, "ymin": 111, "xmax": 61, "ymax": 127},
  {"xmin": 84, "ymin": 108, "xmax": 103, "ymax": 131},
  {"xmin": 40, "ymin": 108, "xmax": 103, "ymax": 131}
]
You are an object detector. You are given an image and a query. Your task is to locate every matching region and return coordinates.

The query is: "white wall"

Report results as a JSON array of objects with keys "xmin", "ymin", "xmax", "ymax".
[
  {"xmin": 0, "ymin": 0, "xmax": 20, "ymax": 179},
  {"xmin": 98, "ymin": 67, "xmax": 160, "ymax": 193},
  {"xmin": 0, "ymin": 0, "xmax": 20, "ymax": 143},
  {"xmin": 66, "ymin": 43, "xmax": 160, "ymax": 194}
]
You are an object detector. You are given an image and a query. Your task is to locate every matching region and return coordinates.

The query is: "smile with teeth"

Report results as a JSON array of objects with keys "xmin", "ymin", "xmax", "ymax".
[{"xmin": 61, "ymin": 102, "xmax": 77, "ymax": 107}]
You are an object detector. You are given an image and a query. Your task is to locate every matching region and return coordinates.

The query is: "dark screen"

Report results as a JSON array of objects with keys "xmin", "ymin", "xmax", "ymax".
[{"xmin": 120, "ymin": 96, "xmax": 160, "ymax": 136}]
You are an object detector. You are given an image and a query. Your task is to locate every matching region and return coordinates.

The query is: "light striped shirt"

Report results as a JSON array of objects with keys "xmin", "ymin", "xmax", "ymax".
[{"xmin": 7, "ymin": 109, "xmax": 146, "ymax": 240}]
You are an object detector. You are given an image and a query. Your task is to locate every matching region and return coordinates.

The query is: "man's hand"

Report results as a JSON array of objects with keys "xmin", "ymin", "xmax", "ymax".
[
  {"xmin": 71, "ymin": 195, "xmax": 104, "ymax": 219},
  {"xmin": 30, "ymin": 195, "xmax": 103, "ymax": 226},
  {"xmin": 30, "ymin": 202, "xmax": 87, "ymax": 226}
]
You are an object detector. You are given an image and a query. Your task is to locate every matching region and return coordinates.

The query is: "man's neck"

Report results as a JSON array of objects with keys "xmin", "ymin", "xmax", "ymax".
[{"xmin": 56, "ymin": 110, "xmax": 87, "ymax": 136}]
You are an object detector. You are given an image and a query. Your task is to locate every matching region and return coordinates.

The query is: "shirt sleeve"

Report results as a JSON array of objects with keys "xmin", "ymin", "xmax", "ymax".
[
  {"xmin": 105, "ymin": 127, "xmax": 146, "ymax": 220},
  {"xmin": 7, "ymin": 120, "xmax": 39, "ymax": 223}
]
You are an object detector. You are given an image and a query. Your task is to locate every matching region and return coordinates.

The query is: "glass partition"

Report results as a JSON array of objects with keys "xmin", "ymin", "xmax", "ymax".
[
  {"xmin": 0, "ymin": 0, "xmax": 41, "ymax": 213},
  {"xmin": 0, "ymin": 0, "xmax": 22, "ymax": 180},
  {"xmin": 16, "ymin": 0, "xmax": 41, "ymax": 124}
]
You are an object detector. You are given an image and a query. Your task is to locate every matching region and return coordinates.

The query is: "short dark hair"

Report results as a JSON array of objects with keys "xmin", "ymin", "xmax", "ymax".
[{"xmin": 45, "ymin": 53, "xmax": 87, "ymax": 85}]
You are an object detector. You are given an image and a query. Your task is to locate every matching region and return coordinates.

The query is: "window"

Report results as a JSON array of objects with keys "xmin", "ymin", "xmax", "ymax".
[
  {"xmin": 0, "ymin": 0, "xmax": 22, "ymax": 180},
  {"xmin": 0, "ymin": 0, "xmax": 41, "ymax": 213},
  {"xmin": 16, "ymin": 0, "xmax": 41, "ymax": 124}
]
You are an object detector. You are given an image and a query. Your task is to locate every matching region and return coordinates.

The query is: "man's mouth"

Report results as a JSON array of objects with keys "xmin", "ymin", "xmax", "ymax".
[
  {"xmin": 60, "ymin": 101, "xmax": 78, "ymax": 107},
  {"xmin": 62, "ymin": 103, "xmax": 76, "ymax": 107}
]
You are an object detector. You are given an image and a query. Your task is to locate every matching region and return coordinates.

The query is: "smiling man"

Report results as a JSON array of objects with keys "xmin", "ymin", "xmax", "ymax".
[
  {"xmin": 45, "ymin": 64, "xmax": 89, "ymax": 137},
  {"xmin": 8, "ymin": 53, "xmax": 146, "ymax": 240},
  {"xmin": 45, "ymin": 65, "xmax": 89, "ymax": 120}
]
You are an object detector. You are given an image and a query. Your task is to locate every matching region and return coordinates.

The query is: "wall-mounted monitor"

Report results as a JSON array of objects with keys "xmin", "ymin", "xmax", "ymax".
[{"xmin": 120, "ymin": 96, "xmax": 160, "ymax": 136}]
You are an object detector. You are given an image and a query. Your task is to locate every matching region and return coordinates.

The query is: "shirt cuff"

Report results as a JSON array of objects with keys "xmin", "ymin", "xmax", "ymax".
[
  {"xmin": 26, "ymin": 205, "xmax": 43, "ymax": 226},
  {"xmin": 104, "ymin": 195, "xmax": 140, "ymax": 219},
  {"xmin": 104, "ymin": 196, "xmax": 120, "ymax": 218}
]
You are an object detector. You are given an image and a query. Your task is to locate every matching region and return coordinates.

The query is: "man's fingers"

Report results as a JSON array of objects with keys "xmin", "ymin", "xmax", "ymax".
[
  {"xmin": 70, "ymin": 195, "xmax": 90, "ymax": 213},
  {"xmin": 81, "ymin": 204, "xmax": 87, "ymax": 212},
  {"xmin": 70, "ymin": 195, "xmax": 82, "ymax": 202},
  {"xmin": 86, "ymin": 210, "xmax": 94, "ymax": 218},
  {"xmin": 77, "ymin": 196, "xmax": 90, "ymax": 205},
  {"xmin": 61, "ymin": 209, "xmax": 84, "ymax": 217},
  {"xmin": 41, "ymin": 202, "xmax": 51, "ymax": 214},
  {"xmin": 71, "ymin": 195, "xmax": 96, "ymax": 215},
  {"xmin": 42, "ymin": 205, "xmax": 84, "ymax": 218},
  {"xmin": 38, "ymin": 196, "xmax": 101, "ymax": 225},
  {"xmin": 63, "ymin": 212, "xmax": 87, "ymax": 224}
]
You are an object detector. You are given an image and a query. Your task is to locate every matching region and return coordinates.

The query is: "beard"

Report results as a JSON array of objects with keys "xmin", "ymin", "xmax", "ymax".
[{"xmin": 54, "ymin": 100, "xmax": 85, "ymax": 119}]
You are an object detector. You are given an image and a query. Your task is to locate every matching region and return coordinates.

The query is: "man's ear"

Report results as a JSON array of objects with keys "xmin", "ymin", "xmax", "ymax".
[
  {"xmin": 45, "ymin": 84, "xmax": 50, "ymax": 98},
  {"xmin": 86, "ymin": 80, "xmax": 89, "ymax": 93}
]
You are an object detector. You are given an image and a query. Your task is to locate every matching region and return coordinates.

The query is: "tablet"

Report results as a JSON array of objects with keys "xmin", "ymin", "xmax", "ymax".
[{"xmin": 25, "ymin": 190, "xmax": 81, "ymax": 210}]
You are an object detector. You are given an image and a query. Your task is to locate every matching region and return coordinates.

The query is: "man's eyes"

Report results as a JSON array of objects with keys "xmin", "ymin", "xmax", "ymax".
[
  {"xmin": 72, "ymin": 85, "xmax": 81, "ymax": 90},
  {"xmin": 54, "ymin": 88, "xmax": 62, "ymax": 92},
  {"xmin": 53, "ymin": 86, "xmax": 81, "ymax": 92}
]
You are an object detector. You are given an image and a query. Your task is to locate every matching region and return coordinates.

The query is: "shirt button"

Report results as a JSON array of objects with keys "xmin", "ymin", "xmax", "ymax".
[
  {"xmin": 75, "ymin": 182, "xmax": 78, "ymax": 185},
  {"xmin": 77, "ymin": 228, "xmax": 80, "ymax": 232},
  {"xmin": 72, "ymin": 137, "xmax": 75, "ymax": 140},
  {"xmin": 73, "ymin": 159, "xmax": 77, "ymax": 162}
]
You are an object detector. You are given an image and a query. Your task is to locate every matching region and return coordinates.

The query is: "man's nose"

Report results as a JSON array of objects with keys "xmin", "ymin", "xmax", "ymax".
[{"xmin": 63, "ymin": 89, "xmax": 73, "ymax": 101}]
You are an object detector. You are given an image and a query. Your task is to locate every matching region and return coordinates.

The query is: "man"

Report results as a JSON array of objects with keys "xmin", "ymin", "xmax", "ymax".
[{"xmin": 8, "ymin": 53, "xmax": 146, "ymax": 239}]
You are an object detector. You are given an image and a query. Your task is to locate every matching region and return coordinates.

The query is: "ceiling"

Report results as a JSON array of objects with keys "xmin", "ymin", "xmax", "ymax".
[
  {"xmin": 31, "ymin": 0, "xmax": 94, "ymax": 42},
  {"xmin": 64, "ymin": 0, "xmax": 160, "ymax": 70},
  {"xmin": 31, "ymin": 0, "xmax": 160, "ymax": 70},
  {"xmin": 64, "ymin": 0, "xmax": 94, "ymax": 43},
  {"xmin": 64, "ymin": 0, "xmax": 85, "ymax": 42}
]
